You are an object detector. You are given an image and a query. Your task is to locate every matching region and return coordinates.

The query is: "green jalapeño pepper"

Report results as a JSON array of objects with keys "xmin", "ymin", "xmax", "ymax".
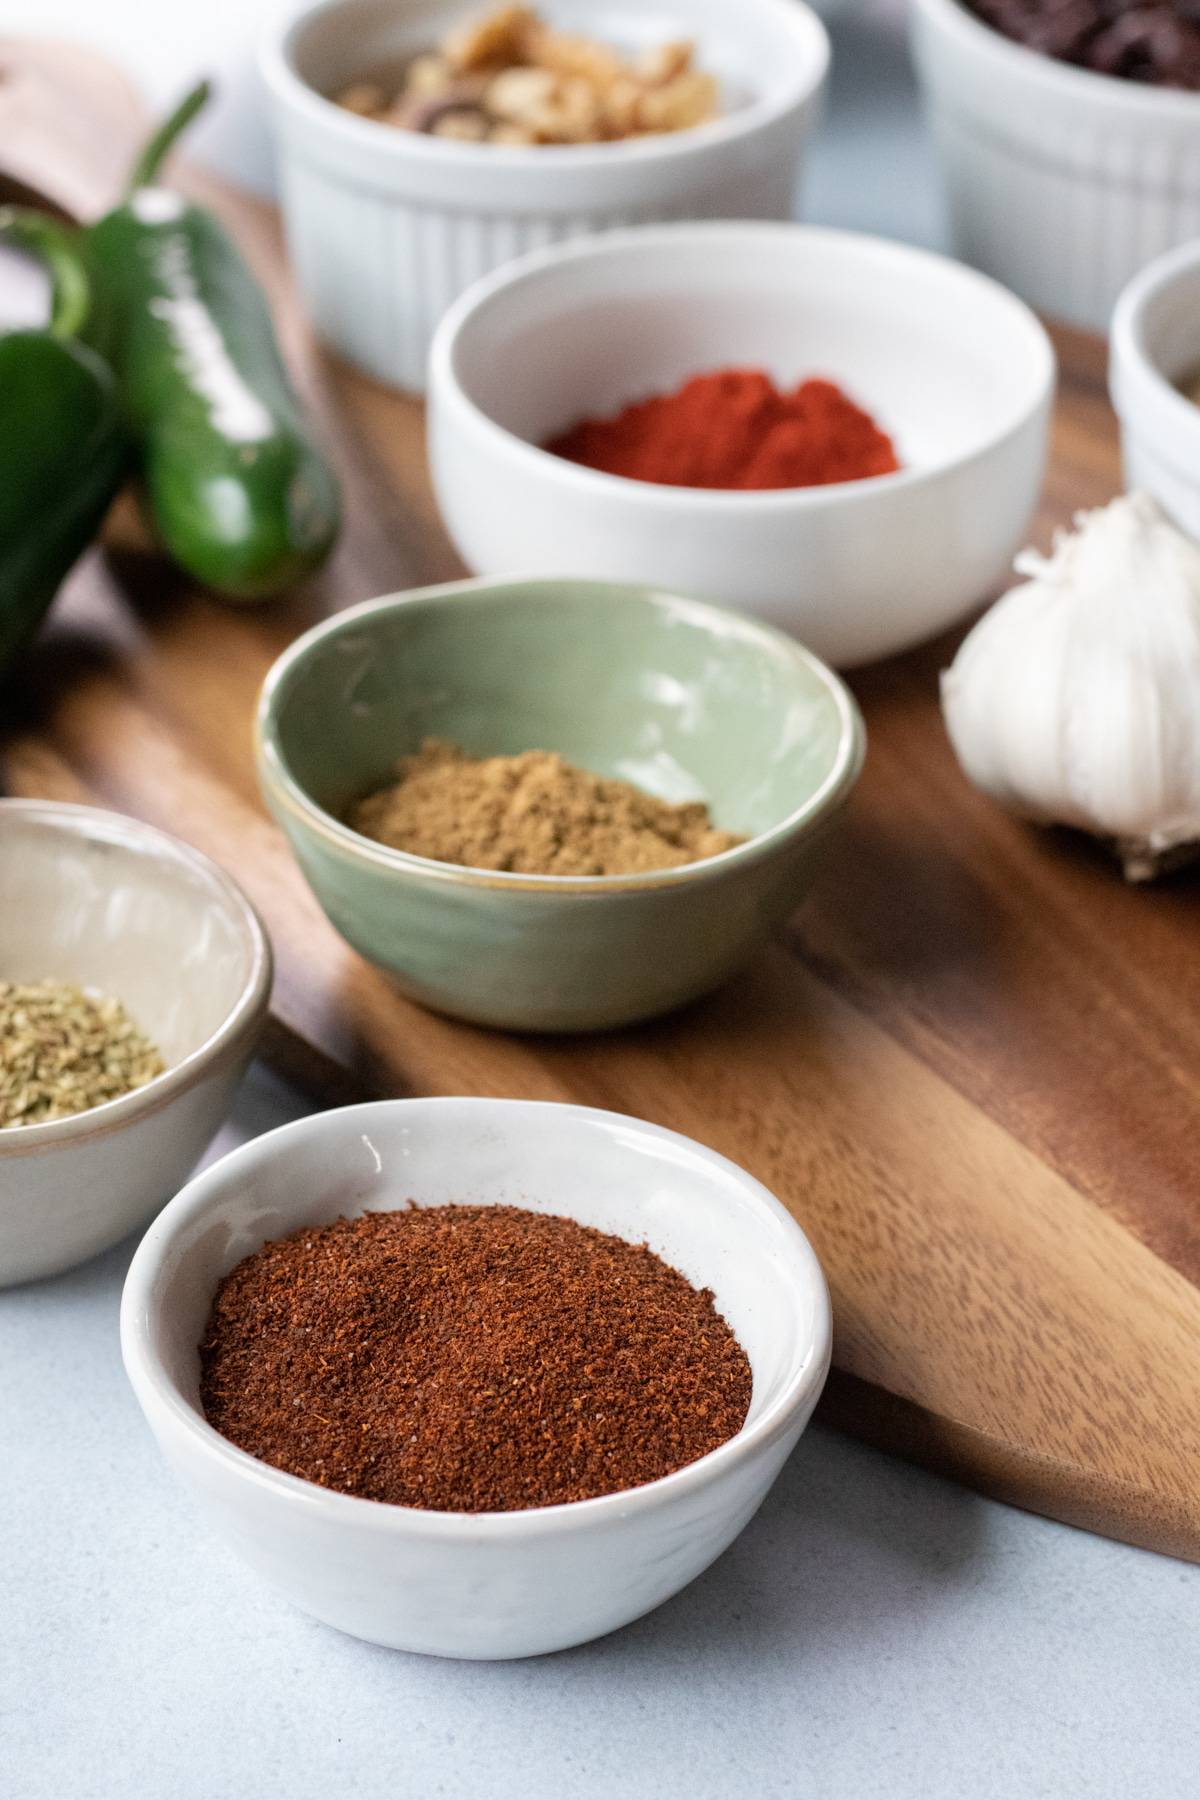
[
  {"xmin": 87, "ymin": 82, "xmax": 341, "ymax": 600},
  {"xmin": 0, "ymin": 210, "xmax": 127, "ymax": 675}
]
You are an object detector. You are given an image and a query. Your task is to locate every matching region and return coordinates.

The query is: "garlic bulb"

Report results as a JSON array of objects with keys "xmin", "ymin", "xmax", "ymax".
[{"xmin": 941, "ymin": 492, "xmax": 1200, "ymax": 880}]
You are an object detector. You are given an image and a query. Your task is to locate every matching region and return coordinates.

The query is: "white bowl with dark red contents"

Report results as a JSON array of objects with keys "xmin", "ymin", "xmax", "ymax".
[
  {"xmin": 120, "ymin": 1096, "xmax": 830, "ymax": 1660},
  {"xmin": 427, "ymin": 221, "xmax": 1055, "ymax": 667}
]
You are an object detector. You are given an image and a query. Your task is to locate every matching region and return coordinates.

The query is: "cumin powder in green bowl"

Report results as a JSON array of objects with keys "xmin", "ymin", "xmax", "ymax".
[{"xmin": 255, "ymin": 576, "xmax": 864, "ymax": 1032}]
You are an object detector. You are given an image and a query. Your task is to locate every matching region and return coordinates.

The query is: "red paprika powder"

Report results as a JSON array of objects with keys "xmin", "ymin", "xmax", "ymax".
[{"xmin": 545, "ymin": 366, "xmax": 900, "ymax": 491}]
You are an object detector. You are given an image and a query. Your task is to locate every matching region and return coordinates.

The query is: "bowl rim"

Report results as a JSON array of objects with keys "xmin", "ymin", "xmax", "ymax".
[
  {"xmin": 260, "ymin": 0, "xmax": 830, "ymax": 172},
  {"xmin": 0, "ymin": 799, "xmax": 273, "ymax": 1154},
  {"xmin": 254, "ymin": 575, "xmax": 866, "ymax": 895},
  {"xmin": 913, "ymin": 0, "xmax": 1200, "ymax": 118},
  {"xmin": 120, "ymin": 1095, "xmax": 833, "ymax": 1538},
  {"xmin": 429, "ymin": 220, "xmax": 1056, "ymax": 509},
  {"xmin": 1110, "ymin": 237, "xmax": 1200, "ymax": 466}
]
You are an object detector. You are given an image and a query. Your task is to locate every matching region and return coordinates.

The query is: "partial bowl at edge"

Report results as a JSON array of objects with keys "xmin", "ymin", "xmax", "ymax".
[
  {"xmin": 1110, "ymin": 238, "xmax": 1200, "ymax": 540},
  {"xmin": 0, "ymin": 801, "xmax": 272, "ymax": 1287},
  {"xmin": 912, "ymin": 0, "xmax": 1200, "ymax": 332}
]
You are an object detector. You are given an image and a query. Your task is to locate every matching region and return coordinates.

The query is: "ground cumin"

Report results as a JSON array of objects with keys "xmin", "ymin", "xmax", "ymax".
[
  {"xmin": 348, "ymin": 738, "xmax": 744, "ymax": 876},
  {"xmin": 199, "ymin": 1204, "xmax": 752, "ymax": 1512}
]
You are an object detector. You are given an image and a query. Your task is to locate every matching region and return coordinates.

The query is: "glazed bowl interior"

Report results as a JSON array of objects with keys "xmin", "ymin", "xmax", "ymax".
[
  {"xmin": 128, "ymin": 1098, "xmax": 831, "ymax": 1496},
  {"xmin": 285, "ymin": 0, "xmax": 812, "ymax": 142},
  {"xmin": 263, "ymin": 579, "xmax": 856, "ymax": 857},
  {"xmin": 444, "ymin": 225, "xmax": 1053, "ymax": 485},
  {"xmin": 0, "ymin": 804, "xmax": 263, "ymax": 1075}
]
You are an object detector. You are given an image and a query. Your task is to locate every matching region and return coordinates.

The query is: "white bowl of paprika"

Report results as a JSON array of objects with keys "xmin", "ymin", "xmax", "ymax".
[
  {"xmin": 120, "ymin": 1096, "xmax": 831, "ymax": 1660},
  {"xmin": 428, "ymin": 221, "xmax": 1056, "ymax": 667}
]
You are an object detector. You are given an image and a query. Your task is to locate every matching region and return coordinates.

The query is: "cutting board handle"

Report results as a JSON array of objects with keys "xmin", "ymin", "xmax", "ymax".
[{"xmin": 0, "ymin": 38, "xmax": 148, "ymax": 221}]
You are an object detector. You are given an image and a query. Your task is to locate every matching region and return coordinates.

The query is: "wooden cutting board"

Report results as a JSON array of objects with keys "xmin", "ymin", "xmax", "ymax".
[{"xmin": 3, "ymin": 46, "xmax": 1198, "ymax": 1561}]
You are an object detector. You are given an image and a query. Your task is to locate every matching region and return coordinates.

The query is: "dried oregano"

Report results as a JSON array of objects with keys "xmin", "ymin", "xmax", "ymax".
[{"xmin": 0, "ymin": 980, "xmax": 165, "ymax": 1128}]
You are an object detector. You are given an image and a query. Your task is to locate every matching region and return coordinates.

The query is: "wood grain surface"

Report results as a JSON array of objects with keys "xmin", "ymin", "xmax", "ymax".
[{"xmin": 2, "ymin": 50, "xmax": 1197, "ymax": 1559}]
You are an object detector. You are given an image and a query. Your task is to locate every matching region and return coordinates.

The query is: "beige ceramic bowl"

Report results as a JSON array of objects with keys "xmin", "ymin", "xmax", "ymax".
[{"xmin": 0, "ymin": 801, "xmax": 272, "ymax": 1287}]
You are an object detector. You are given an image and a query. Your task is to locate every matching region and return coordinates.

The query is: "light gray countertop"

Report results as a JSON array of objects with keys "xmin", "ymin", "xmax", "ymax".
[
  {"xmin": 3, "ymin": 6, "xmax": 1198, "ymax": 1796},
  {"xmin": 5, "ymin": 1070, "xmax": 1197, "ymax": 1800}
]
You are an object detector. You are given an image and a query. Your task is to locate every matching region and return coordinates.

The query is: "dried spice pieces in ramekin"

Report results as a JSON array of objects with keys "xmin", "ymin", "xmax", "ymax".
[
  {"xmin": 348, "ymin": 738, "xmax": 745, "ymax": 876},
  {"xmin": 335, "ymin": 4, "xmax": 718, "ymax": 146},
  {"xmin": 199, "ymin": 1204, "xmax": 753, "ymax": 1512},
  {"xmin": 967, "ymin": 2, "xmax": 1200, "ymax": 90},
  {"xmin": 0, "ymin": 980, "xmax": 164, "ymax": 1128}
]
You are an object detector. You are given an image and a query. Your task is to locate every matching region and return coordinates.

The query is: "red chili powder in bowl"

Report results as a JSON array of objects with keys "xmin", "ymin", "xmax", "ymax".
[
  {"xmin": 544, "ymin": 366, "xmax": 901, "ymax": 490},
  {"xmin": 199, "ymin": 1204, "xmax": 752, "ymax": 1514}
]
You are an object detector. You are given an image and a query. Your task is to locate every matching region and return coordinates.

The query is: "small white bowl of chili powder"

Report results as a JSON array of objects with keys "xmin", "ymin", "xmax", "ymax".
[
  {"xmin": 120, "ymin": 1096, "xmax": 831, "ymax": 1659},
  {"xmin": 428, "ymin": 220, "xmax": 1055, "ymax": 667}
]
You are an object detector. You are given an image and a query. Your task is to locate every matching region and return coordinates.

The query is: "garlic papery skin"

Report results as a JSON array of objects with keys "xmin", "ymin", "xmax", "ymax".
[{"xmin": 940, "ymin": 492, "xmax": 1200, "ymax": 880}]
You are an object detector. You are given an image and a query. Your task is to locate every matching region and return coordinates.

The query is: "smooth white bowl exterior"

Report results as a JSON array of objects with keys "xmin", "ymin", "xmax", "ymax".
[
  {"xmin": 428, "ymin": 222, "xmax": 1054, "ymax": 667},
  {"xmin": 1110, "ymin": 239, "xmax": 1200, "ymax": 539},
  {"xmin": 121, "ymin": 1098, "xmax": 831, "ymax": 1660},
  {"xmin": 260, "ymin": 0, "xmax": 829, "ymax": 391},
  {"xmin": 0, "ymin": 802, "xmax": 271, "ymax": 1287},
  {"xmin": 913, "ymin": 0, "xmax": 1200, "ymax": 332}
]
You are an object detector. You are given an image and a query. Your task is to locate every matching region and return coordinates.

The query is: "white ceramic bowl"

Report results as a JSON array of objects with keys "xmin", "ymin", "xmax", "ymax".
[
  {"xmin": 121, "ymin": 1097, "xmax": 831, "ymax": 1660},
  {"xmin": 0, "ymin": 801, "xmax": 271, "ymax": 1287},
  {"xmin": 428, "ymin": 221, "xmax": 1055, "ymax": 667},
  {"xmin": 912, "ymin": 0, "xmax": 1200, "ymax": 332},
  {"xmin": 260, "ymin": 0, "xmax": 829, "ymax": 391},
  {"xmin": 1110, "ymin": 239, "xmax": 1200, "ymax": 539}
]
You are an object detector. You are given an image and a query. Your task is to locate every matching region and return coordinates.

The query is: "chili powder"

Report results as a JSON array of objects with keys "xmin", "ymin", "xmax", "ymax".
[
  {"xmin": 544, "ymin": 366, "xmax": 901, "ymax": 490},
  {"xmin": 199, "ymin": 1205, "xmax": 752, "ymax": 1512}
]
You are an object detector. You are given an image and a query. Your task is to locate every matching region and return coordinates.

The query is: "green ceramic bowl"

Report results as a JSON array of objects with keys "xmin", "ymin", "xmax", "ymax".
[{"xmin": 256, "ymin": 578, "xmax": 864, "ymax": 1032}]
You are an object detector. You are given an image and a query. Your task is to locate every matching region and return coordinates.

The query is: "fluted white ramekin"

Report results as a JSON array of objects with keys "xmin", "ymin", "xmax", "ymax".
[
  {"xmin": 912, "ymin": 0, "xmax": 1200, "ymax": 332},
  {"xmin": 261, "ymin": 0, "xmax": 829, "ymax": 391},
  {"xmin": 1110, "ymin": 238, "xmax": 1200, "ymax": 539}
]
